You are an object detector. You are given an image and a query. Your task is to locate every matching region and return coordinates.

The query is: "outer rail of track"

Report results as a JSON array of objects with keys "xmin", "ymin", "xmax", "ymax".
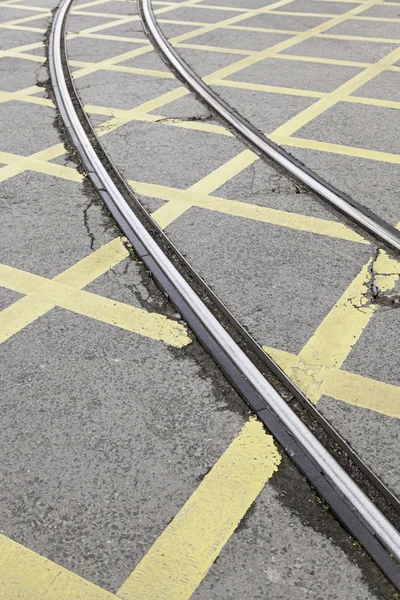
[
  {"xmin": 141, "ymin": 0, "xmax": 400, "ymax": 254},
  {"xmin": 50, "ymin": 0, "xmax": 400, "ymax": 588}
]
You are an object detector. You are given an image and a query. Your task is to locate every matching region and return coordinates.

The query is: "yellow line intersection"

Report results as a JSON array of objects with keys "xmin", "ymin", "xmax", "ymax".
[
  {"xmin": 1, "ymin": 0, "xmax": 400, "ymax": 596},
  {"xmin": 0, "ymin": 238, "xmax": 190, "ymax": 347},
  {"xmin": 0, "ymin": 420, "xmax": 281, "ymax": 600}
]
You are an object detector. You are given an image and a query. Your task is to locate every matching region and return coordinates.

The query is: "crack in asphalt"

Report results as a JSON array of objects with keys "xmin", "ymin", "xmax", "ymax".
[{"xmin": 349, "ymin": 249, "xmax": 400, "ymax": 312}]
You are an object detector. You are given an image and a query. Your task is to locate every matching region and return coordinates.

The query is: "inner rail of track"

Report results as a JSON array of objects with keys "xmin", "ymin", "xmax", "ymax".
[
  {"xmin": 50, "ymin": 0, "xmax": 400, "ymax": 589},
  {"xmin": 141, "ymin": 0, "xmax": 400, "ymax": 255}
]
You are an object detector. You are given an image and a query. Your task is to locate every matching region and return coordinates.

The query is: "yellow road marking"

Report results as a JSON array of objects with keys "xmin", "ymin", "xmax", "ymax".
[
  {"xmin": 273, "ymin": 44, "xmax": 400, "ymax": 139},
  {"xmin": 117, "ymin": 418, "xmax": 280, "ymax": 600},
  {"xmin": 130, "ymin": 179, "xmax": 367, "ymax": 243},
  {"xmin": 264, "ymin": 251, "xmax": 400, "ymax": 405},
  {"xmin": 0, "ymin": 535, "xmax": 117, "ymax": 600},
  {"xmin": 0, "ymin": 419, "xmax": 280, "ymax": 599},
  {"xmin": 266, "ymin": 346, "xmax": 400, "ymax": 418},
  {"xmin": 0, "ymin": 238, "xmax": 190, "ymax": 348},
  {"xmin": 274, "ymin": 135, "xmax": 400, "ymax": 165},
  {"xmin": 0, "ymin": 152, "xmax": 81, "ymax": 182},
  {"xmin": 201, "ymin": 0, "xmax": 383, "ymax": 83}
]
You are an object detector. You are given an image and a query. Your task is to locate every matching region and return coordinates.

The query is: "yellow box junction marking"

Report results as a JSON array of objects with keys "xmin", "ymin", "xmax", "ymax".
[
  {"xmin": 0, "ymin": 420, "xmax": 280, "ymax": 600},
  {"xmin": 118, "ymin": 419, "xmax": 280, "ymax": 600},
  {"xmin": 0, "ymin": 238, "xmax": 190, "ymax": 348},
  {"xmin": 0, "ymin": 0, "xmax": 399, "ymax": 420},
  {"xmin": 0, "ymin": 0, "xmax": 399, "ymax": 598},
  {"xmin": 130, "ymin": 178, "xmax": 367, "ymax": 243},
  {"xmin": 264, "ymin": 250, "xmax": 400, "ymax": 417},
  {"xmin": 0, "ymin": 0, "xmax": 399, "ymax": 392}
]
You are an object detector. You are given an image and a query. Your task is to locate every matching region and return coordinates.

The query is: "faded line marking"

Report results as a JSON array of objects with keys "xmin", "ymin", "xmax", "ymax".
[
  {"xmin": 265, "ymin": 346, "xmax": 400, "ymax": 419},
  {"xmin": 265, "ymin": 251, "xmax": 400, "ymax": 409}
]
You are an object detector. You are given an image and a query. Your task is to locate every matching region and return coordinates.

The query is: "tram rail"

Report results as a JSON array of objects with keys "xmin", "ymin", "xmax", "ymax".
[{"xmin": 50, "ymin": 0, "xmax": 400, "ymax": 588}]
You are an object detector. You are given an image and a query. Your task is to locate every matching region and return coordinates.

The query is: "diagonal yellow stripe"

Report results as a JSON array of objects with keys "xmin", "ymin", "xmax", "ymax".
[
  {"xmin": 0, "ymin": 534, "xmax": 117, "ymax": 600},
  {"xmin": 117, "ymin": 418, "xmax": 280, "ymax": 600},
  {"xmin": 265, "ymin": 345, "xmax": 400, "ymax": 419},
  {"xmin": 130, "ymin": 180, "xmax": 367, "ymax": 243},
  {"xmin": 0, "ymin": 238, "xmax": 191, "ymax": 347}
]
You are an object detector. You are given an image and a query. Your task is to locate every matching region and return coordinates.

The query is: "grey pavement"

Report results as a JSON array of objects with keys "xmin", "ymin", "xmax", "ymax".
[{"xmin": 0, "ymin": 0, "xmax": 399, "ymax": 597}]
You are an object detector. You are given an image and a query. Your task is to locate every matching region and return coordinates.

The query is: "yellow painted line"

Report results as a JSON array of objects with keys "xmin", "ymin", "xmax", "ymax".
[
  {"xmin": 0, "ymin": 41, "xmax": 44, "ymax": 58},
  {"xmin": 0, "ymin": 152, "xmax": 81, "ymax": 182},
  {"xmin": 214, "ymin": 78, "xmax": 326, "ymax": 99},
  {"xmin": 273, "ymin": 43, "xmax": 400, "ymax": 138},
  {"xmin": 0, "ymin": 295, "xmax": 55, "ymax": 345},
  {"xmin": 265, "ymin": 8, "xmax": 400, "ymax": 23},
  {"xmin": 324, "ymin": 368, "xmax": 400, "ymax": 417},
  {"xmin": 0, "ymin": 535, "xmax": 117, "ymax": 600},
  {"xmin": 175, "ymin": 41, "xmax": 254, "ymax": 55},
  {"xmin": 291, "ymin": 251, "xmax": 399, "ymax": 403},
  {"xmin": 55, "ymin": 236, "xmax": 129, "ymax": 287},
  {"xmin": 265, "ymin": 346, "xmax": 400, "ymax": 418},
  {"xmin": 0, "ymin": 11, "xmax": 51, "ymax": 26},
  {"xmin": 0, "ymin": 3, "xmax": 48, "ymax": 11},
  {"xmin": 69, "ymin": 0, "xmax": 206, "ymax": 79},
  {"xmin": 0, "ymin": 238, "xmax": 189, "ymax": 347},
  {"xmin": 0, "ymin": 24, "xmax": 47, "ymax": 33},
  {"xmin": 275, "ymin": 135, "xmax": 400, "ymax": 166},
  {"xmin": 117, "ymin": 418, "xmax": 280, "ymax": 600},
  {"xmin": 190, "ymin": 149, "xmax": 258, "ymax": 196},
  {"xmin": 2, "ymin": 50, "xmax": 46, "ymax": 63},
  {"xmin": 0, "ymin": 419, "xmax": 280, "ymax": 599},
  {"xmin": 0, "ymin": 85, "xmax": 43, "ymax": 102},
  {"xmin": 166, "ymin": 0, "xmax": 300, "ymax": 47},
  {"xmin": 69, "ymin": 59, "xmax": 176, "ymax": 78},
  {"xmin": 130, "ymin": 179, "xmax": 368, "ymax": 243},
  {"xmin": 201, "ymin": 0, "xmax": 383, "ymax": 83},
  {"xmin": 320, "ymin": 31, "xmax": 400, "ymax": 43}
]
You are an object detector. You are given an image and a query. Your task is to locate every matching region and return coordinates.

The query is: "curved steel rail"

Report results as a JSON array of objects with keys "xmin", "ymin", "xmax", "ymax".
[
  {"xmin": 141, "ymin": 0, "xmax": 400, "ymax": 254},
  {"xmin": 50, "ymin": 0, "xmax": 400, "ymax": 588}
]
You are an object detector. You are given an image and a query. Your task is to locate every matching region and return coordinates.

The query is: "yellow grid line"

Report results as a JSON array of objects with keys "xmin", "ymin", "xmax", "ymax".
[
  {"xmin": 0, "ymin": 0, "xmax": 397, "ymax": 421},
  {"xmin": 0, "ymin": 238, "xmax": 190, "ymax": 348},
  {"xmin": 0, "ymin": 419, "xmax": 280, "ymax": 600},
  {"xmin": 0, "ymin": 1, "xmax": 400, "ymax": 598}
]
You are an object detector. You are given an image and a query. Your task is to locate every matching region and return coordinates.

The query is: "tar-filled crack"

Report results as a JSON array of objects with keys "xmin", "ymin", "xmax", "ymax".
[
  {"xmin": 349, "ymin": 248, "xmax": 400, "ymax": 312},
  {"xmin": 155, "ymin": 113, "xmax": 213, "ymax": 125},
  {"xmin": 82, "ymin": 197, "xmax": 96, "ymax": 251}
]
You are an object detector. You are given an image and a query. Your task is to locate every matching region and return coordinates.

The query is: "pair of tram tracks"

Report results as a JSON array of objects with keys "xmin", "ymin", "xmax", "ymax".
[{"xmin": 49, "ymin": 0, "xmax": 400, "ymax": 589}]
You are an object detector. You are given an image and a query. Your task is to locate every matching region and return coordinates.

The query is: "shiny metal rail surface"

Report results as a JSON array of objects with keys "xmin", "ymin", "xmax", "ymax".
[
  {"xmin": 50, "ymin": 0, "xmax": 400, "ymax": 588},
  {"xmin": 141, "ymin": 0, "xmax": 400, "ymax": 255}
]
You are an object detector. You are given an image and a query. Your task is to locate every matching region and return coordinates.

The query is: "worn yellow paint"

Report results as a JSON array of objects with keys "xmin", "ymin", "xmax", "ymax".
[
  {"xmin": 55, "ymin": 237, "xmax": 128, "ymax": 287},
  {"xmin": 0, "ymin": 151, "xmax": 81, "ymax": 182},
  {"xmin": 298, "ymin": 252, "xmax": 398, "ymax": 389},
  {"xmin": 0, "ymin": 534, "xmax": 117, "ymax": 600},
  {"xmin": 0, "ymin": 295, "xmax": 55, "ymax": 345},
  {"xmin": 131, "ymin": 179, "xmax": 368, "ymax": 242},
  {"xmin": 117, "ymin": 418, "xmax": 281, "ymax": 600},
  {"xmin": 324, "ymin": 368, "xmax": 400, "ymax": 418},
  {"xmin": 263, "ymin": 251, "xmax": 400, "ymax": 405},
  {"xmin": 0, "ymin": 238, "xmax": 190, "ymax": 348},
  {"xmin": 202, "ymin": 0, "xmax": 383, "ymax": 83},
  {"xmin": 0, "ymin": 418, "xmax": 279, "ymax": 599},
  {"xmin": 265, "ymin": 346, "xmax": 400, "ymax": 419}
]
